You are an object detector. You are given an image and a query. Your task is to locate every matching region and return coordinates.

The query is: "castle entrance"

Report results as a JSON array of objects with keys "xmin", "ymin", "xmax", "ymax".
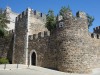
[{"xmin": 31, "ymin": 52, "xmax": 36, "ymax": 65}]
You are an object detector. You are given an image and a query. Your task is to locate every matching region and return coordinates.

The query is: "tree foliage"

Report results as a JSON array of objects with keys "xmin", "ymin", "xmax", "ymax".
[
  {"xmin": 86, "ymin": 14, "xmax": 94, "ymax": 28},
  {"xmin": 0, "ymin": 9, "xmax": 9, "ymax": 37},
  {"xmin": 45, "ymin": 7, "xmax": 94, "ymax": 30},
  {"xmin": 0, "ymin": 58, "xmax": 9, "ymax": 64},
  {"xmin": 45, "ymin": 10, "xmax": 56, "ymax": 31},
  {"xmin": 59, "ymin": 6, "xmax": 71, "ymax": 17}
]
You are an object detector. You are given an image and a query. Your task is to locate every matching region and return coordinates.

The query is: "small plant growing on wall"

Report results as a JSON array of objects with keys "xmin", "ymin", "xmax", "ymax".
[{"xmin": 0, "ymin": 58, "xmax": 9, "ymax": 64}]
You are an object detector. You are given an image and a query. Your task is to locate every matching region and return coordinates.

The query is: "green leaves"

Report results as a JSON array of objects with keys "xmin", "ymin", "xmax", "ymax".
[
  {"xmin": 0, "ymin": 28, "xmax": 5, "ymax": 37},
  {"xmin": 46, "ymin": 6, "xmax": 71, "ymax": 31},
  {"xmin": 86, "ymin": 14, "xmax": 94, "ymax": 28},
  {"xmin": 46, "ymin": 10, "xmax": 56, "ymax": 31},
  {"xmin": 0, "ymin": 58, "xmax": 9, "ymax": 64},
  {"xmin": 0, "ymin": 14, "xmax": 9, "ymax": 28},
  {"xmin": 45, "ymin": 6, "xmax": 94, "ymax": 30},
  {"xmin": 0, "ymin": 9, "xmax": 9, "ymax": 37},
  {"xmin": 59, "ymin": 6, "xmax": 71, "ymax": 17}
]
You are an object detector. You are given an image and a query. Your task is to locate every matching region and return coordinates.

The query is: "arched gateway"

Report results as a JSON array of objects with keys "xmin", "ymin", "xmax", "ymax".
[{"xmin": 30, "ymin": 50, "xmax": 37, "ymax": 65}]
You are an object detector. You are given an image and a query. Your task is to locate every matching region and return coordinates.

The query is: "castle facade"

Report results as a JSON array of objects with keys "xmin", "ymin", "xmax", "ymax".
[{"xmin": 0, "ymin": 7, "xmax": 100, "ymax": 74}]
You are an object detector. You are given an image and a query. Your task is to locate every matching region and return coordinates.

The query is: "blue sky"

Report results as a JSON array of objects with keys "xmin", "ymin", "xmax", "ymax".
[{"xmin": 0, "ymin": 0, "xmax": 100, "ymax": 32}]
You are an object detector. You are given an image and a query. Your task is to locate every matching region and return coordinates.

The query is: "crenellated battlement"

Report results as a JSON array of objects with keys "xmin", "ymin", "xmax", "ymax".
[
  {"xmin": 93, "ymin": 26, "xmax": 100, "ymax": 34},
  {"xmin": 91, "ymin": 33, "xmax": 100, "ymax": 39},
  {"xmin": 57, "ymin": 11, "xmax": 88, "ymax": 29},
  {"xmin": 30, "ymin": 9, "xmax": 46, "ymax": 22},
  {"xmin": 76, "ymin": 11, "xmax": 87, "ymax": 19},
  {"xmin": 29, "ymin": 31, "xmax": 50, "ymax": 40},
  {"xmin": 15, "ymin": 8, "xmax": 46, "ymax": 23},
  {"xmin": 3, "ymin": 6, "xmax": 100, "ymax": 74},
  {"xmin": 16, "ymin": 10, "xmax": 27, "ymax": 22},
  {"xmin": 57, "ymin": 11, "xmax": 87, "ymax": 22}
]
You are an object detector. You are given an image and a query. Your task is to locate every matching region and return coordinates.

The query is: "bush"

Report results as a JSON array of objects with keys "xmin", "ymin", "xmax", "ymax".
[
  {"xmin": 0, "ymin": 58, "xmax": 9, "ymax": 64},
  {"xmin": 86, "ymin": 13, "xmax": 94, "ymax": 28},
  {"xmin": 46, "ymin": 10, "xmax": 56, "ymax": 31}
]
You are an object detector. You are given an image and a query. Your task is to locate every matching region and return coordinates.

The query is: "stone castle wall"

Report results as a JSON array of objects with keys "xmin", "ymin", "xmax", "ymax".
[
  {"xmin": 13, "ymin": 8, "xmax": 48, "ymax": 64},
  {"xmin": 28, "ymin": 30, "xmax": 61, "ymax": 70},
  {"xmin": 27, "ymin": 11, "xmax": 100, "ymax": 73},
  {"xmin": 1, "ymin": 7, "xmax": 100, "ymax": 74},
  {"xmin": 29, "ymin": 9, "xmax": 48, "ymax": 35},
  {"xmin": 28, "ymin": 31, "xmax": 55, "ymax": 68},
  {"xmin": 12, "ymin": 9, "xmax": 29, "ymax": 64},
  {"xmin": 13, "ymin": 8, "xmax": 100, "ymax": 73},
  {"xmin": 55, "ymin": 12, "xmax": 100, "ymax": 73},
  {"xmin": 55, "ymin": 13, "xmax": 91, "ymax": 73}
]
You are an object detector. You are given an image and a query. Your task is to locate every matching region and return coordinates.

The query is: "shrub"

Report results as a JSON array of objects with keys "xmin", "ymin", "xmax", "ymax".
[
  {"xmin": 86, "ymin": 14, "xmax": 94, "ymax": 28},
  {"xmin": 46, "ymin": 10, "xmax": 56, "ymax": 31},
  {"xmin": 0, "ymin": 58, "xmax": 9, "ymax": 64}
]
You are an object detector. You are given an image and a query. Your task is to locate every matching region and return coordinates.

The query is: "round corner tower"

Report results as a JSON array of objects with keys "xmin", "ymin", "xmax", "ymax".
[{"xmin": 55, "ymin": 11, "xmax": 91, "ymax": 73}]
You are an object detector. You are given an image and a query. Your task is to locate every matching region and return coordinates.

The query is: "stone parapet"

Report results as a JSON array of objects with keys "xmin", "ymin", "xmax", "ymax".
[{"xmin": 29, "ymin": 31, "xmax": 50, "ymax": 40}]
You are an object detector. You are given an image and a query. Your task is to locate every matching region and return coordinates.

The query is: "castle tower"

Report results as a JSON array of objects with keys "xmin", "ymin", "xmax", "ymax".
[
  {"xmin": 55, "ymin": 11, "xmax": 90, "ymax": 73},
  {"xmin": 12, "ymin": 8, "xmax": 31, "ymax": 64},
  {"xmin": 12, "ymin": 8, "xmax": 47, "ymax": 65}
]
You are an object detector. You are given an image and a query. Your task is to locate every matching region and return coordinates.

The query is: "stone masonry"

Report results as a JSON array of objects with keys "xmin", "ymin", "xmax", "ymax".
[{"xmin": 0, "ymin": 7, "xmax": 100, "ymax": 74}]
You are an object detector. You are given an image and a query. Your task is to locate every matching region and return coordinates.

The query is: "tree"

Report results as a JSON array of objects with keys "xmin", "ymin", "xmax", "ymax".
[
  {"xmin": 0, "ymin": 9, "xmax": 9, "ymax": 37},
  {"xmin": 45, "ymin": 10, "xmax": 56, "ymax": 31},
  {"xmin": 59, "ymin": 6, "xmax": 71, "ymax": 17},
  {"xmin": 86, "ymin": 14, "xmax": 94, "ymax": 28}
]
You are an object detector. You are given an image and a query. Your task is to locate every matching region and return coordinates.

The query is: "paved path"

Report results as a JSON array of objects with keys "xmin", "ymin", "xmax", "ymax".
[{"xmin": 0, "ymin": 64, "xmax": 100, "ymax": 75}]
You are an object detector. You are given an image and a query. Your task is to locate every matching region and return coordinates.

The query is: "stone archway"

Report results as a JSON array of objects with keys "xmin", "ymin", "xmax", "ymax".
[
  {"xmin": 31, "ymin": 52, "xmax": 36, "ymax": 65},
  {"xmin": 30, "ymin": 50, "xmax": 37, "ymax": 65}
]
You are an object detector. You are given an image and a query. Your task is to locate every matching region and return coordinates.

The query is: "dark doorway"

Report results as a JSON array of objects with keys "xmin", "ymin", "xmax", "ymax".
[{"xmin": 31, "ymin": 52, "xmax": 36, "ymax": 65}]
